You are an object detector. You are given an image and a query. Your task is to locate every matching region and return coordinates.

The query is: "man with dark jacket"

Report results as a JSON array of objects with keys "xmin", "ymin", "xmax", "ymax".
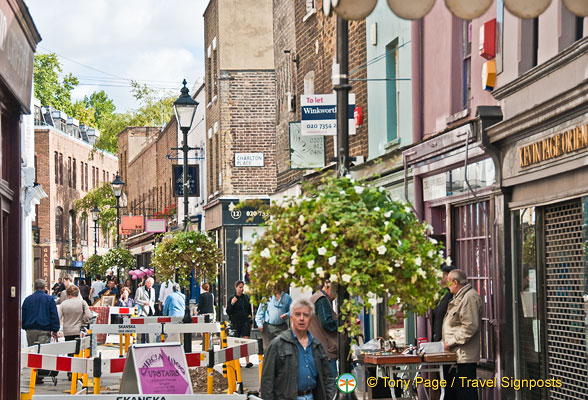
[
  {"xmin": 226, "ymin": 280, "xmax": 253, "ymax": 367},
  {"xmin": 431, "ymin": 264, "xmax": 457, "ymax": 342},
  {"xmin": 261, "ymin": 298, "xmax": 335, "ymax": 400},
  {"xmin": 22, "ymin": 279, "xmax": 60, "ymax": 384}
]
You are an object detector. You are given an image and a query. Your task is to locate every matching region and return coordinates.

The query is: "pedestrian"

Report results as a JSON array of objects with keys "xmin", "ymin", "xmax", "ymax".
[
  {"xmin": 163, "ymin": 284, "xmax": 186, "ymax": 317},
  {"xmin": 98, "ymin": 280, "xmax": 120, "ymax": 298},
  {"xmin": 58, "ymin": 285, "xmax": 93, "ymax": 380},
  {"xmin": 22, "ymin": 279, "xmax": 60, "ymax": 384},
  {"xmin": 442, "ymin": 269, "xmax": 483, "ymax": 400},
  {"xmin": 226, "ymin": 279, "xmax": 253, "ymax": 368},
  {"xmin": 158, "ymin": 279, "xmax": 175, "ymax": 314},
  {"xmin": 124, "ymin": 279, "xmax": 135, "ymax": 299},
  {"xmin": 58, "ymin": 275, "xmax": 78, "ymax": 304},
  {"xmin": 78, "ymin": 279, "xmax": 91, "ymax": 305},
  {"xmin": 51, "ymin": 278, "xmax": 63, "ymax": 297},
  {"xmin": 89, "ymin": 275, "xmax": 105, "ymax": 305},
  {"xmin": 255, "ymin": 285, "xmax": 292, "ymax": 350},
  {"xmin": 135, "ymin": 277, "xmax": 156, "ymax": 342},
  {"xmin": 116, "ymin": 287, "xmax": 135, "ymax": 307},
  {"xmin": 260, "ymin": 298, "xmax": 336, "ymax": 400},
  {"xmin": 431, "ymin": 264, "xmax": 458, "ymax": 342},
  {"xmin": 308, "ymin": 280, "xmax": 338, "ymax": 378},
  {"xmin": 197, "ymin": 282, "xmax": 215, "ymax": 320}
]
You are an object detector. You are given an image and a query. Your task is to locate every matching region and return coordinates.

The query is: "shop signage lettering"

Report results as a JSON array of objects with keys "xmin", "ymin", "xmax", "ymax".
[{"xmin": 519, "ymin": 123, "xmax": 588, "ymax": 167}]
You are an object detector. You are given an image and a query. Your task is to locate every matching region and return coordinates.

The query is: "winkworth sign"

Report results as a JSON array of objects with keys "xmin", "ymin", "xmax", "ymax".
[{"xmin": 301, "ymin": 94, "xmax": 356, "ymax": 136}]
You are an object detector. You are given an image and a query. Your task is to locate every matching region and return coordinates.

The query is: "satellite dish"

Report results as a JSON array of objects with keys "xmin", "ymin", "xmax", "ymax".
[
  {"xmin": 332, "ymin": 0, "xmax": 378, "ymax": 20},
  {"xmin": 505, "ymin": 0, "xmax": 552, "ymax": 19},
  {"xmin": 387, "ymin": 0, "xmax": 436, "ymax": 20},
  {"xmin": 445, "ymin": 0, "xmax": 492, "ymax": 19},
  {"xmin": 564, "ymin": 0, "xmax": 588, "ymax": 16}
]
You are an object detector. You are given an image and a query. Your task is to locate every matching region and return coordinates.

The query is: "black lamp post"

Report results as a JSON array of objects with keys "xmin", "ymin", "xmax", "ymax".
[
  {"xmin": 91, "ymin": 204, "xmax": 100, "ymax": 255},
  {"xmin": 111, "ymin": 172, "xmax": 125, "ymax": 279},
  {"xmin": 173, "ymin": 79, "xmax": 199, "ymax": 232}
]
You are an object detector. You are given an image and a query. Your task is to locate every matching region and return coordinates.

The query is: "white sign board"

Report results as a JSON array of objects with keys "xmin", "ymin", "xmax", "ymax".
[
  {"xmin": 289, "ymin": 122, "xmax": 325, "ymax": 169},
  {"xmin": 301, "ymin": 94, "xmax": 356, "ymax": 136},
  {"xmin": 234, "ymin": 153, "xmax": 264, "ymax": 167}
]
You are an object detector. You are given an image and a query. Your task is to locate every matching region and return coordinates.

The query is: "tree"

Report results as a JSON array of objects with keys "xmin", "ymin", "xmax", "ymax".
[
  {"xmin": 151, "ymin": 230, "xmax": 223, "ymax": 289},
  {"xmin": 33, "ymin": 53, "xmax": 79, "ymax": 115},
  {"xmin": 102, "ymin": 247, "xmax": 136, "ymax": 278},
  {"xmin": 245, "ymin": 176, "xmax": 447, "ymax": 339},
  {"xmin": 83, "ymin": 254, "xmax": 105, "ymax": 278},
  {"xmin": 71, "ymin": 100, "xmax": 96, "ymax": 127},
  {"xmin": 73, "ymin": 182, "xmax": 117, "ymax": 241},
  {"xmin": 85, "ymin": 90, "xmax": 116, "ymax": 128}
]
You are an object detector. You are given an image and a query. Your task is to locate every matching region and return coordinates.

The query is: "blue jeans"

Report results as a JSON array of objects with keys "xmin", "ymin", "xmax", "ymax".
[
  {"xmin": 329, "ymin": 358, "xmax": 338, "ymax": 379},
  {"xmin": 297, "ymin": 393, "xmax": 314, "ymax": 400}
]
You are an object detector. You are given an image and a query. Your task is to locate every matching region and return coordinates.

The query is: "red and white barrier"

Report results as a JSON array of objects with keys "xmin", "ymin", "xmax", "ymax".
[
  {"xmin": 216, "ymin": 339, "xmax": 258, "ymax": 364},
  {"xmin": 22, "ymin": 337, "xmax": 92, "ymax": 355},
  {"xmin": 89, "ymin": 322, "xmax": 220, "ymax": 335},
  {"xmin": 21, "ymin": 353, "xmax": 88, "ymax": 374},
  {"xmin": 123, "ymin": 316, "xmax": 183, "ymax": 324},
  {"xmin": 107, "ymin": 306, "xmax": 137, "ymax": 315}
]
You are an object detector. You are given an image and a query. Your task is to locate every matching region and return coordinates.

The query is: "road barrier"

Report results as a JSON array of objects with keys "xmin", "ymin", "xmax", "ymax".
[{"xmin": 31, "ymin": 394, "xmax": 256, "ymax": 400}]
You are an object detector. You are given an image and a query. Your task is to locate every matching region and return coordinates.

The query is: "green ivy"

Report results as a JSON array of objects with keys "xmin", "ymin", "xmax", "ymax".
[
  {"xmin": 151, "ymin": 230, "xmax": 223, "ymax": 289},
  {"xmin": 101, "ymin": 247, "xmax": 136, "ymax": 278},
  {"xmin": 246, "ymin": 176, "xmax": 448, "ymax": 339}
]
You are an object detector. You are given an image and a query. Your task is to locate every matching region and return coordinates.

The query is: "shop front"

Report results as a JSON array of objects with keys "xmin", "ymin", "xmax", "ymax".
[
  {"xmin": 490, "ymin": 110, "xmax": 588, "ymax": 400},
  {"xmin": 204, "ymin": 198, "xmax": 268, "ymax": 313}
]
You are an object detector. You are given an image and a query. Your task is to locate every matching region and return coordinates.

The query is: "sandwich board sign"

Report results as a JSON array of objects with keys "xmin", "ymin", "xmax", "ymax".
[{"xmin": 120, "ymin": 343, "xmax": 193, "ymax": 394}]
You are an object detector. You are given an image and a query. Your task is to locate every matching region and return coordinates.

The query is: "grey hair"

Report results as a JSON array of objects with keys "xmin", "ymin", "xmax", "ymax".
[
  {"xmin": 449, "ymin": 269, "xmax": 469, "ymax": 285},
  {"xmin": 145, "ymin": 277, "xmax": 154, "ymax": 285},
  {"xmin": 34, "ymin": 279, "xmax": 46, "ymax": 291},
  {"xmin": 290, "ymin": 298, "xmax": 315, "ymax": 316},
  {"xmin": 172, "ymin": 283, "xmax": 181, "ymax": 292}
]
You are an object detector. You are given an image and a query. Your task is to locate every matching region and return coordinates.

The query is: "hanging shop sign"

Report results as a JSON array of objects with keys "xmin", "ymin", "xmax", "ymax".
[
  {"xmin": 289, "ymin": 122, "xmax": 326, "ymax": 169},
  {"xmin": 173, "ymin": 165, "xmax": 200, "ymax": 197},
  {"xmin": 234, "ymin": 153, "xmax": 264, "ymax": 167},
  {"xmin": 145, "ymin": 219, "xmax": 167, "ymax": 233},
  {"xmin": 122, "ymin": 216, "xmax": 144, "ymax": 231},
  {"xmin": 518, "ymin": 122, "xmax": 588, "ymax": 168},
  {"xmin": 300, "ymin": 94, "xmax": 356, "ymax": 136}
]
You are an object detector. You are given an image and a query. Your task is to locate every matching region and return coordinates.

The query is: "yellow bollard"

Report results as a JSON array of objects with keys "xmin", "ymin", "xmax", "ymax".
[
  {"xmin": 70, "ymin": 352, "xmax": 78, "ymax": 394},
  {"xmin": 119, "ymin": 334, "xmax": 124, "ymax": 357},
  {"xmin": 204, "ymin": 333, "xmax": 210, "ymax": 351},
  {"xmin": 226, "ymin": 362, "xmax": 236, "ymax": 394},
  {"xmin": 28, "ymin": 368, "xmax": 37, "ymax": 397},
  {"xmin": 124, "ymin": 333, "xmax": 131, "ymax": 353},
  {"xmin": 233, "ymin": 359, "xmax": 243, "ymax": 393},
  {"xmin": 93, "ymin": 377, "xmax": 101, "ymax": 394},
  {"xmin": 207, "ymin": 367, "xmax": 214, "ymax": 394},
  {"xmin": 82, "ymin": 348, "xmax": 90, "ymax": 388},
  {"xmin": 258, "ymin": 354, "xmax": 264, "ymax": 384}
]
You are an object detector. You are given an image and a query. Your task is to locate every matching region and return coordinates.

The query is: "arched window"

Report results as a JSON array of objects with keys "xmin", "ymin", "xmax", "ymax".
[{"xmin": 55, "ymin": 207, "xmax": 63, "ymax": 242}]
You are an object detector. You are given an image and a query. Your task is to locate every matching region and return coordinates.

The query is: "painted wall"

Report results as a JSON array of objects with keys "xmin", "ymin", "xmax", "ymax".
[{"xmin": 366, "ymin": 0, "xmax": 412, "ymax": 160}]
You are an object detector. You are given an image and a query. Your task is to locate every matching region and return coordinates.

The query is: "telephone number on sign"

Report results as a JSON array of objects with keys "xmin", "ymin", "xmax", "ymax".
[{"xmin": 304, "ymin": 123, "xmax": 335, "ymax": 130}]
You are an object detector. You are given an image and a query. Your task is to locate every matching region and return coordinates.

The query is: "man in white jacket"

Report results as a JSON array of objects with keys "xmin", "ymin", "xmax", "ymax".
[{"xmin": 134, "ymin": 277, "xmax": 156, "ymax": 342}]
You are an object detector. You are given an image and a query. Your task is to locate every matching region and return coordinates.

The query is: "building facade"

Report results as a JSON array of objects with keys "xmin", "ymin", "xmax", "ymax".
[
  {"xmin": 203, "ymin": 0, "xmax": 276, "ymax": 307},
  {"xmin": 34, "ymin": 106, "xmax": 118, "ymax": 282}
]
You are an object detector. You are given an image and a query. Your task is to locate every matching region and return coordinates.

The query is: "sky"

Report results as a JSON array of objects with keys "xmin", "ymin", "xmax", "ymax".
[{"xmin": 26, "ymin": 0, "xmax": 207, "ymax": 112}]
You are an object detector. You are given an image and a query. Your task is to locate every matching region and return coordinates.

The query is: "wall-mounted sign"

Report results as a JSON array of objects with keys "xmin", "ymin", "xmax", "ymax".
[
  {"xmin": 519, "ymin": 122, "xmax": 588, "ymax": 168},
  {"xmin": 234, "ymin": 153, "xmax": 264, "ymax": 167},
  {"xmin": 122, "ymin": 216, "xmax": 144, "ymax": 231},
  {"xmin": 221, "ymin": 199, "xmax": 270, "ymax": 226},
  {"xmin": 289, "ymin": 122, "xmax": 325, "ymax": 169},
  {"xmin": 120, "ymin": 343, "xmax": 193, "ymax": 394},
  {"xmin": 42, "ymin": 246, "xmax": 50, "ymax": 279},
  {"xmin": 145, "ymin": 219, "xmax": 167, "ymax": 233},
  {"xmin": 301, "ymin": 94, "xmax": 356, "ymax": 136},
  {"xmin": 173, "ymin": 165, "xmax": 200, "ymax": 197}
]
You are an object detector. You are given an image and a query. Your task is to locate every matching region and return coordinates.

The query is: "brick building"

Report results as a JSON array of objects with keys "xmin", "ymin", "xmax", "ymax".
[
  {"xmin": 34, "ymin": 106, "xmax": 118, "ymax": 283},
  {"xmin": 203, "ymin": 0, "xmax": 276, "ymax": 306}
]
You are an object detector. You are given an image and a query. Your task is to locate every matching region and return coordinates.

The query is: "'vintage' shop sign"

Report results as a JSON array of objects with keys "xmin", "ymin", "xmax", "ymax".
[{"xmin": 519, "ymin": 122, "xmax": 588, "ymax": 167}]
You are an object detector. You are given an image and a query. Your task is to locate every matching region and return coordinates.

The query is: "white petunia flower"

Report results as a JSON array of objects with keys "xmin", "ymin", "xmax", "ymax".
[
  {"xmin": 316, "ymin": 267, "xmax": 325, "ymax": 277},
  {"xmin": 321, "ymin": 223, "xmax": 328, "ymax": 233},
  {"xmin": 415, "ymin": 256, "xmax": 422, "ymax": 266},
  {"xmin": 354, "ymin": 186, "xmax": 364, "ymax": 194},
  {"xmin": 383, "ymin": 234, "xmax": 391, "ymax": 243},
  {"xmin": 260, "ymin": 248, "xmax": 271, "ymax": 258},
  {"xmin": 318, "ymin": 247, "xmax": 327, "ymax": 256},
  {"xmin": 374, "ymin": 207, "xmax": 380, "ymax": 212},
  {"xmin": 384, "ymin": 210, "xmax": 392, "ymax": 218},
  {"xmin": 332, "ymin": 241, "xmax": 338, "ymax": 248},
  {"xmin": 417, "ymin": 268, "xmax": 427, "ymax": 279},
  {"xmin": 377, "ymin": 245, "xmax": 387, "ymax": 255},
  {"xmin": 425, "ymin": 223, "xmax": 434, "ymax": 234},
  {"xmin": 405, "ymin": 206, "xmax": 412, "ymax": 213},
  {"xmin": 307, "ymin": 260, "xmax": 315, "ymax": 268},
  {"xmin": 341, "ymin": 274, "xmax": 351, "ymax": 283},
  {"xmin": 428, "ymin": 250, "xmax": 434, "ymax": 258},
  {"xmin": 291, "ymin": 252, "xmax": 298, "ymax": 259},
  {"xmin": 445, "ymin": 256, "xmax": 452, "ymax": 266},
  {"xmin": 298, "ymin": 215, "xmax": 305, "ymax": 225},
  {"xmin": 328, "ymin": 256, "xmax": 337, "ymax": 265},
  {"xmin": 340, "ymin": 190, "xmax": 346, "ymax": 195},
  {"xmin": 196, "ymin": 247, "xmax": 201, "ymax": 252},
  {"xmin": 394, "ymin": 261, "xmax": 401, "ymax": 268},
  {"xmin": 283, "ymin": 273, "xmax": 288, "ymax": 279},
  {"xmin": 429, "ymin": 238, "xmax": 438, "ymax": 245},
  {"xmin": 335, "ymin": 221, "xmax": 341, "ymax": 226},
  {"xmin": 330, "ymin": 274, "xmax": 338, "ymax": 283},
  {"xmin": 289, "ymin": 265, "xmax": 296, "ymax": 274},
  {"xmin": 384, "ymin": 221, "xmax": 389, "ymax": 227},
  {"xmin": 188, "ymin": 239, "xmax": 194, "ymax": 244},
  {"xmin": 291, "ymin": 257, "xmax": 299, "ymax": 265}
]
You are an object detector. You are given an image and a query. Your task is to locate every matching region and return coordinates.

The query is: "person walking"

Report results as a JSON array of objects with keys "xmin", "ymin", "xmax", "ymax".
[
  {"xmin": 442, "ymin": 269, "xmax": 483, "ymax": 400},
  {"xmin": 197, "ymin": 282, "xmax": 215, "ymax": 320},
  {"xmin": 58, "ymin": 275, "xmax": 78, "ymax": 304},
  {"xmin": 78, "ymin": 279, "xmax": 91, "ymax": 305},
  {"xmin": 163, "ymin": 284, "xmax": 185, "ymax": 317},
  {"xmin": 255, "ymin": 286, "xmax": 292, "ymax": 349},
  {"xmin": 226, "ymin": 280, "xmax": 253, "ymax": 367},
  {"xmin": 308, "ymin": 280, "xmax": 338, "ymax": 378},
  {"xmin": 431, "ymin": 264, "xmax": 458, "ymax": 342},
  {"xmin": 158, "ymin": 279, "xmax": 175, "ymax": 314},
  {"xmin": 98, "ymin": 280, "xmax": 120, "ymax": 298},
  {"xmin": 22, "ymin": 279, "xmax": 60, "ymax": 384},
  {"xmin": 260, "ymin": 298, "xmax": 336, "ymax": 400},
  {"xmin": 135, "ymin": 277, "xmax": 156, "ymax": 342},
  {"xmin": 89, "ymin": 275, "xmax": 105, "ymax": 305}
]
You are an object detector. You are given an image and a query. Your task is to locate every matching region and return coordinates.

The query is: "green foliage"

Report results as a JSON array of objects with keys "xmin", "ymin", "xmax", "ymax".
[
  {"xmin": 33, "ymin": 53, "xmax": 79, "ymax": 115},
  {"xmin": 102, "ymin": 247, "xmax": 136, "ymax": 278},
  {"xmin": 71, "ymin": 100, "xmax": 96, "ymax": 127},
  {"xmin": 83, "ymin": 254, "xmax": 105, "ymax": 278},
  {"xmin": 73, "ymin": 182, "xmax": 117, "ymax": 241},
  {"xmin": 151, "ymin": 231, "xmax": 223, "ymax": 289},
  {"xmin": 85, "ymin": 90, "xmax": 116, "ymax": 127},
  {"xmin": 246, "ymin": 176, "xmax": 447, "ymax": 339}
]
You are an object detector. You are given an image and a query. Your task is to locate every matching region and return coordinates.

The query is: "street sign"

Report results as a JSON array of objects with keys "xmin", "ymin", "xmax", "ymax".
[
  {"xmin": 301, "ymin": 93, "xmax": 356, "ymax": 136},
  {"xmin": 234, "ymin": 152, "xmax": 264, "ymax": 167},
  {"xmin": 173, "ymin": 164, "xmax": 199, "ymax": 197}
]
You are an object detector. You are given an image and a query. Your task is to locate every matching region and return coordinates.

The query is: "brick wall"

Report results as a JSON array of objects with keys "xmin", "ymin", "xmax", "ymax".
[
  {"xmin": 204, "ymin": 0, "xmax": 220, "ymax": 199},
  {"xmin": 293, "ymin": 2, "xmax": 368, "ymax": 161}
]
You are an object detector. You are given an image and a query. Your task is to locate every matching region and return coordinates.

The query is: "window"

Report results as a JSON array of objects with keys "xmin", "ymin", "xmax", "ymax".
[
  {"xmin": 80, "ymin": 162, "xmax": 84, "ymax": 190},
  {"xmin": 55, "ymin": 207, "xmax": 63, "ymax": 242},
  {"xmin": 453, "ymin": 201, "xmax": 495, "ymax": 363},
  {"xmin": 385, "ymin": 39, "xmax": 399, "ymax": 142},
  {"xmin": 85, "ymin": 163, "xmax": 89, "ymax": 191},
  {"xmin": 92, "ymin": 166, "xmax": 95, "ymax": 188},
  {"xmin": 68, "ymin": 210, "xmax": 76, "ymax": 248},
  {"xmin": 81, "ymin": 213, "xmax": 87, "ymax": 242},
  {"xmin": 54, "ymin": 152, "xmax": 59, "ymax": 184},
  {"xmin": 68, "ymin": 157, "xmax": 72, "ymax": 187},
  {"xmin": 519, "ymin": 17, "xmax": 539, "ymax": 74},
  {"xmin": 213, "ymin": 48, "xmax": 218, "ymax": 97},
  {"xmin": 462, "ymin": 20, "xmax": 472, "ymax": 110},
  {"xmin": 73, "ymin": 159, "xmax": 77, "ymax": 189},
  {"xmin": 59, "ymin": 153, "xmax": 63, "ymax": 185}
]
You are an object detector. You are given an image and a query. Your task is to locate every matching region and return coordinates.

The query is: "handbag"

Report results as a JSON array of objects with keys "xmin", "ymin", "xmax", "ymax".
[{"xmin": 81, "ymin": 301, "xmax": 93, "ymax": 325}]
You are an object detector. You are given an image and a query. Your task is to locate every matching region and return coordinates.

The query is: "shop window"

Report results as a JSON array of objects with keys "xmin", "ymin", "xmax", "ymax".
[
  {"xmin": 385, "ymin": 39, "xmax": 399, "ymax": 143},
  {"xmin": 453, "ymin": 200, "xmax": 495, "ymax": 363}
]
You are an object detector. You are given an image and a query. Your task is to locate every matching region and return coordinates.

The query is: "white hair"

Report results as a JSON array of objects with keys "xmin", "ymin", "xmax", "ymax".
[{"xmin": 290, "ymin": 298, "xmax": 315, "ymax": 316}]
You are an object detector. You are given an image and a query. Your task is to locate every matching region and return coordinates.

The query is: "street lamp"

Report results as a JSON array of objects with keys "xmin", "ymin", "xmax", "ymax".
[
  {"xmin": 111, "ymin": 172, "xmax": 125, "ymax": 279},
  {"xmin": 173, "ymin": 79, "xmax": 199, "ymax": 232},
  {"xmin": 91, "ymin": 204, "xmax": 100, "ymax": 255}
]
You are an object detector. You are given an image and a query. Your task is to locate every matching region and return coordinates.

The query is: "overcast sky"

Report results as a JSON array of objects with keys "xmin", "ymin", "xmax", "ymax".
[{"xmin": 26, "ymin": 0, "xmax": 207, "ymax": 112}]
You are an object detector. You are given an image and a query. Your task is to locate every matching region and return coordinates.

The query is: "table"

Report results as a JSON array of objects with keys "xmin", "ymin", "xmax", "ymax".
[{"xmin": 359, "ymin": 352, "xmax": 457, "ymax": 400}]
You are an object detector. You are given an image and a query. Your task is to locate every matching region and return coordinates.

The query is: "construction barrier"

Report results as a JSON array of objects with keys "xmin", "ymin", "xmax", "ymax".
[
  {"xmin": 89, "ymin": 322, "xmax": 221, "ymax": 335},
  {"xmin": 106, "ymin": 307, "xmax": 137, "ymax": 315},
  {"xmin": 31, "ymin": 394, "xmax": 255, "ymax": 400},
  {"xmin": 122, "ymin": 316, "xmax": 184, "ymax": 324}
]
